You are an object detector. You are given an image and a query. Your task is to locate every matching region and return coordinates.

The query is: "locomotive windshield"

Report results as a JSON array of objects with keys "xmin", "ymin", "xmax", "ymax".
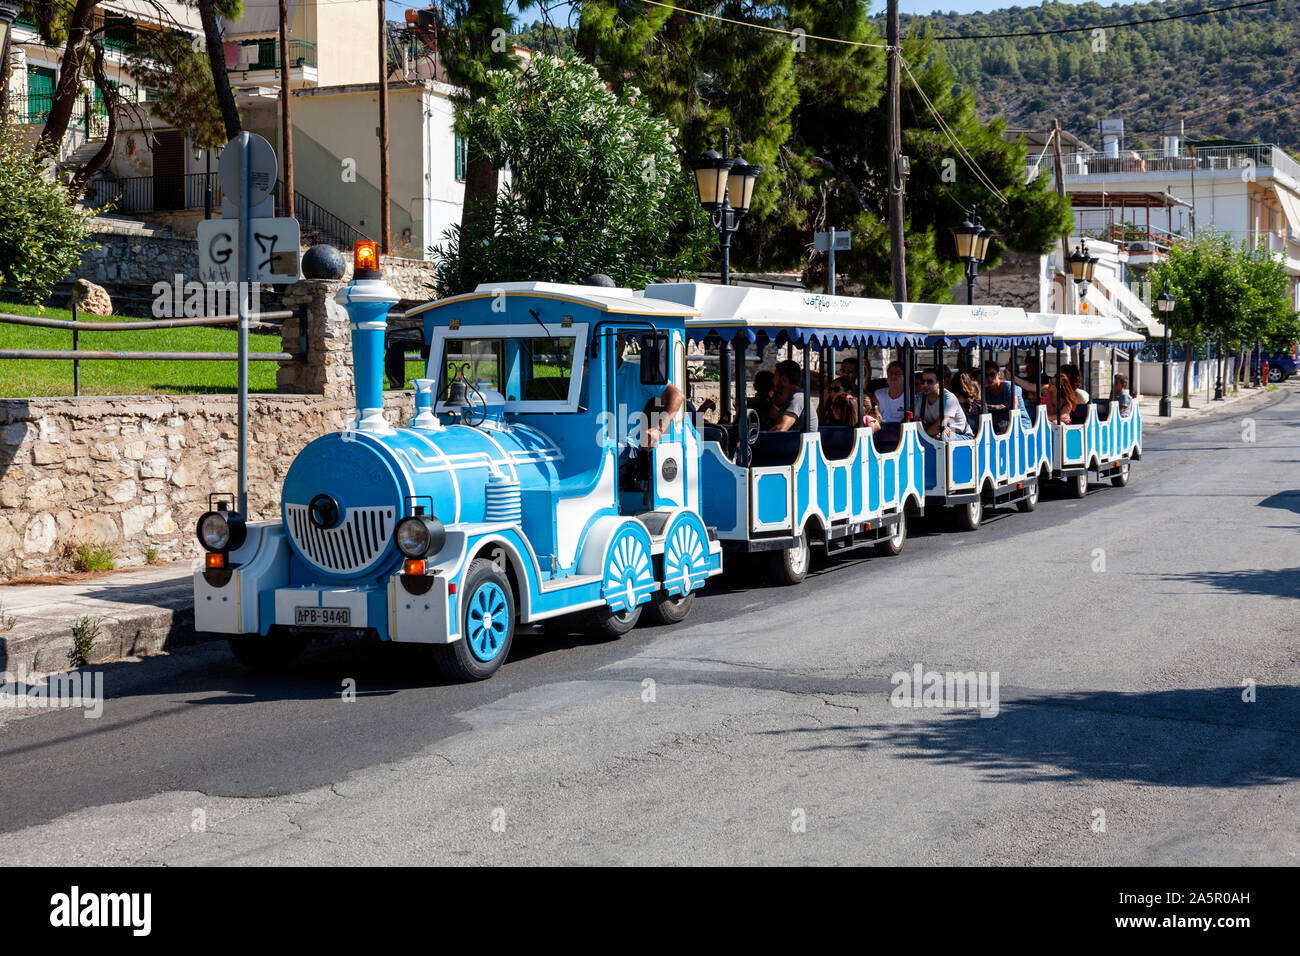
[{"xmin": 434, "ymin": 332, "xmax": 583, "ymax": 411}]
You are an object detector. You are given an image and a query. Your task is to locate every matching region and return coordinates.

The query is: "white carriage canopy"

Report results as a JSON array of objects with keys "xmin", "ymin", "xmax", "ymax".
[
  {"xmin": 894, "ymin": 303, "xmax": 1056, "ymax": 349},
  {"xmin": 407, "ymin": 281, "xmax": 699, "ymax": 320},
  {"xmin": 1028, "ymin": 312, "xmax": 1148, "ymax": 351},
  {"xmin": 641, "ymin": 284, "xmax": 929, "ymax": 349}
]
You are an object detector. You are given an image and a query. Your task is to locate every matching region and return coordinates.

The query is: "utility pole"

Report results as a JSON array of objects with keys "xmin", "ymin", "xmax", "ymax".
[
  {"xmin": 886, "ymin": 0, "xmax": 907, "ymax": 302},
  {"xmin": 378, "ymin": 0, "xmax": 391, "ymax": 253},
  {"xmin": 279, "ymin": 0, "xmax": 294, "ymax": 220},
  {"xmin": 1051, "ymin": 118, "xmax": 1072, "ymax": 307}
]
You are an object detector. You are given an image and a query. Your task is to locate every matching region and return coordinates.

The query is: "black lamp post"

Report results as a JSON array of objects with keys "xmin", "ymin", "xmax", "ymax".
[
  {"xmin": 692, "ymin": 128, "xmax": 761, "ymax": 286},
  {"xmin": 1156, "ymin": 280, "xmax": 1174, "ymax": 417},
  {"xmin": 952, "ymin": 208, "xmax": 992, "ymax": 305},
  {"xmin": 1213, "ymin": 335, "xmax": 1225, "ymax": 400}
]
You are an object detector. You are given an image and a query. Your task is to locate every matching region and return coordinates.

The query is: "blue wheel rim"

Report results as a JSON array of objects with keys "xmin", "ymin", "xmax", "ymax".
[{"xmin": 466, "ymin": 581, "xmax": 509, "ymax": 662}]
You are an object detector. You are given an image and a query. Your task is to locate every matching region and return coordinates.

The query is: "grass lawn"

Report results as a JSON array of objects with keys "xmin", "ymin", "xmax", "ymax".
[{"xmin": 0, "ymin": 301, "xmax": 424, "ymax": 397}]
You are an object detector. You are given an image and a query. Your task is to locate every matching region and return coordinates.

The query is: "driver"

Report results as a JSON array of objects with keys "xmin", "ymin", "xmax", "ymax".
[
  {"xmin": 771, "ymin": 359, "xmax": 817, "ymax": 432},
  {"xmin": 616, "ymin": 334, "xmax": 684, "ymax": 450}
]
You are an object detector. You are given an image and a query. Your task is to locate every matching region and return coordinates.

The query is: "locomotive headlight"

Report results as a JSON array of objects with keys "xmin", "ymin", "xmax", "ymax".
[
  {"xmin": 196, "ymin": 509, "xmax": 246, "ymax": 553},
  {"xmin": 395, "ymin": 515, "xmax": 446, "ymax": 559}
]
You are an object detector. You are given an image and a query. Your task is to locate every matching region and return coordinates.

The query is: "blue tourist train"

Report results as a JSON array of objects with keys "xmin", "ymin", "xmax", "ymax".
[{"xmin": 191, "ymin": 251, "xmax": 1144, "ymax": 681}]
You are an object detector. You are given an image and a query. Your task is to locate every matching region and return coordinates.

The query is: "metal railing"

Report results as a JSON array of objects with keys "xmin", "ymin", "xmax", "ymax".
[
  {"xmin": 0, "ymin": 307, "xmax": 302, "ymax": 397},
  {"xmin": 275, "ymin": 184, "xmax": 372, "ymax": 251},
  {"xmin": 84, "ymin": 171, "xmax": 217, "ymax": 213},
  {"xmin": 228, "ymin": 37, "xmax": 318, "ymax": 72},
  {"xmin": 1063, "ymin": 143, "xmax": 1300, "ymax": 183},
  {"xmin": 4, "ymin": 89, "xmax": 110, "ymax": 138}
]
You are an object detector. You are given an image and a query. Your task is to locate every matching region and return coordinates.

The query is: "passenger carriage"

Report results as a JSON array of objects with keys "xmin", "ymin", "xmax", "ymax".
[
  {"xmin": 639, "ymin": 283, "xmax": 930, "ymax": 585},
  {"xmin": 192, "ymin": 260, "xmax": 721, "ymax": 681},
  {"xmin": 1028, "ymin": 312, "xmax": 1145, "ymax": 497},
  {"xmin": 894, "ymin": 303, "xmax": 1055, "ymax": 530}
]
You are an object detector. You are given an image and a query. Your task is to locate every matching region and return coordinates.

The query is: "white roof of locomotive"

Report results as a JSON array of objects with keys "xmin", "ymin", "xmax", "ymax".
[{"xmin": 407, "ymin": 281, "xmax": 698, "ymax": 319}]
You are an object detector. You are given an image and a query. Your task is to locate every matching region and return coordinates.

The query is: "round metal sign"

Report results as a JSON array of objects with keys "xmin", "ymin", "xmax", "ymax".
[{"xmin": 218, "ymin": 132, "xmax": 278, "ymax": 207}]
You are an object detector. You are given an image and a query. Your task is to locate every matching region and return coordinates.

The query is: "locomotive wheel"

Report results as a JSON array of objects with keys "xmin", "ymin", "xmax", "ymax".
[
  {"xmin": 433, "ymin": 558, "xmax": 515, "ymax": 681},
  {"xmin": 769, "ymin": 535, "xmax": 810, "ymax": 586},
  {"xmin": 585, "ymin": 603, "xmax": 642, "ymax": 637},
  {"xmin": 1110, "ymin": 461, "xmax": 1130, "ymax": 487},
  {"xmin": 1069, "ymin": 473, "xmax": 1089, "ymax": 498},
  {"xmin": 875, "ymin": 511, "xmax": 907, "ymax": 557},
  {"xmin": 642, "ymin": 589, "xmax": 696, "ymax": 626},
  {"xmin": 228, "ymin": 629, "xmax": 308, "ymax": 674},
  {"xmin": 953, "ymin": 495, "xmax": 983, "ymax": 532},
  {"xmin": 1016, "ymin": 481, "xmax": 1039, "ymax": 513}
]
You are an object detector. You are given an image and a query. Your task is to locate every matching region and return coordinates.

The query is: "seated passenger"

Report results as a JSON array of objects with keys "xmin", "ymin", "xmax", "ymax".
[
  {"xmin": 837, "ymin": 356, "xmax": 860, "ymax": 394},
  {"xmin": 751, "ymin": 369, "xmax": 777, "ymax": 428},
  {"xmin": 1061, "ymin": 363, "xmax": 1091, "ymax": 405},
  {"xmin": 1015, "ymin": 356, "xmax": 1042, "ymax": 404},
  {"xmin": 983, "ymin": 361, "xmax": 1031, "ymax": 434},
  {"xmin": 874, "ymin": 361, "xmax": 907, "ymax": 424},
  {"xmin": 819, "ymin": 376, "xmax": 859, "ymax": 428},
  {"xmin": 772, "ymin": 359, "xmax": 818, "ymax": 432},
  {"xmin": 861, "ymin": 393, "xmax": 883, "ymax": 433},
  {"xmin": 948, "ymin": 371, "xmax": 984, "ymax": 425},
  {"xmin": 1045, "ymin": 371, "xmax": 1078, "ymax": 424},
  {"xmin": 914, "ymin": 367, "xmax": 972, "ymax": 440},
  {"xmin": 1110, "ymin": 373, "xmax": 1133, "ymax": 417}
]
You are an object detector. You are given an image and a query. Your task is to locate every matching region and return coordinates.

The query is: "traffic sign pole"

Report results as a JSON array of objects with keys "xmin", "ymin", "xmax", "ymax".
[{"xmin": 238, "ymin": 132, "xmax": 251, "ymax": 517}]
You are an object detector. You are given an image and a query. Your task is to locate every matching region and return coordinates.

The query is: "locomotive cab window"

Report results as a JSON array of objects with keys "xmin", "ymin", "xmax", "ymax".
[{"xmin": 429, "ymin": 324, "xmax": 588, "ymax": 414}]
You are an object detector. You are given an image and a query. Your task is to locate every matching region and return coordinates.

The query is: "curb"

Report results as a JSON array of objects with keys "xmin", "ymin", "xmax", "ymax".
[{"xmin": 1138, "ymin": 384, "xmax": 1280, "ymax": 429}]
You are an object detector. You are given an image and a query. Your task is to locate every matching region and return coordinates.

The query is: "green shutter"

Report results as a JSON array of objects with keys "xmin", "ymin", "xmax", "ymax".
[
  {"xmin": 26, "ymin": 67, "xmax": 55, "ymax": 124},
  {"xmin": 454, "ymin": 132, "xmax": 468, "ymax": 182}
]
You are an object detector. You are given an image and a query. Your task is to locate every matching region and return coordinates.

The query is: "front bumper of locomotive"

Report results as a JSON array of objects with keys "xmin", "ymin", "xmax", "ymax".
[{"xmin": 193, "ymin": 521, "xmax": 470, "ymax": 645}]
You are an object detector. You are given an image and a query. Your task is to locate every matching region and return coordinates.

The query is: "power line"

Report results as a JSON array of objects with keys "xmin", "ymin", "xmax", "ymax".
[
  {"xmin": 923, "ymin": 0, "xmax": 1280, "ymax": 42},
  {"xmin": 635, "ymin": 0, "xmax": 888, "ymax": 49}
]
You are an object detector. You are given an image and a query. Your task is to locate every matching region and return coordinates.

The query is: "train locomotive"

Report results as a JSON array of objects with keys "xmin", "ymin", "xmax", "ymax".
[
  {"xmin": 193, "ymin": 250, "xmax": 721, "ymax": 680},
  {"xmin": 193, "ymin": 248, "xmax": 1141, "ymax": 682}
]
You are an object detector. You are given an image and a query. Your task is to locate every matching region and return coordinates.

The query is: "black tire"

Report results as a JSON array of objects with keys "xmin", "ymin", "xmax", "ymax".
[
  {"xmin": 642, "ymin": 589, "xmax": 696, "ymax": 626},
  {"xmin": 1268, "ymin": 367, "xmax": 1283, "ymax": 383},
  {"xmin": 228, "ymin": 631, "xmax": 308, "ymax": 673},
  {"xmin": 1016, "ymin": 480, "xmax": 1039, "ymax": 513},
  {"xmin": 953, "ymin": 494, "xmax": 983, "ymax": 532},
  {"xmin": 585, "ymin": 603, "xmax": 642, "ymax": 637},
  {"xmin": 1069, "ymin": 472, "xmax": 1089, "ymax": 499},
  {"xmin": 432, "ymin": 558, "xmax": 515, "ymax": 681},
  {"xmin": 875, "ymin": 511, "xmax": 907, "ymax": 556},
  {"xmin": 769, "ymin": 535, "xmax": 810, "ymax": 586},
  {"xmin": 1110, "ymin": 461, "xmax": 1130, "ymax": 487}
]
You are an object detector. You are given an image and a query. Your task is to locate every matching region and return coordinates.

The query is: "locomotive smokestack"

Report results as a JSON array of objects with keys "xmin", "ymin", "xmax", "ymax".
[{"xmin": 336, "ymin": 241, "xmax": 399, "ymax": 434}]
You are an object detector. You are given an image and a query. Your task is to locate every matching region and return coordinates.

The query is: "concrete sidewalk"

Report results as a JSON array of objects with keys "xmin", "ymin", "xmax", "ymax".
[
  {"xmin": 1, "ymin": 381, "xmax": 1284, "ymax": 678},
  {"xmin": 0, "ymin": 562, "xmax": 195, "ymax": 676}
]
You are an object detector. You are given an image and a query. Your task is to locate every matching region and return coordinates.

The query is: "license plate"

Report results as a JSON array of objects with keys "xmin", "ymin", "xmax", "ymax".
[{"xmin": 295, "ymin": 606, "xmax": 350, "ymax": 627}]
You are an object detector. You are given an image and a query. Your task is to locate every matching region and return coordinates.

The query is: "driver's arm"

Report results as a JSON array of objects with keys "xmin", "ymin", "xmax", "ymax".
[{"xmin": 645, "ymin": 383, "xmax": 685, "ymax": 447}]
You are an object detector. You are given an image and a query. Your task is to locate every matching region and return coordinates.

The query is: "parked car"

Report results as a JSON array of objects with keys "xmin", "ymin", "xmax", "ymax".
[{"xmin": 1249, "ymin": 350, "xmax": 1298, "ymax": 383}]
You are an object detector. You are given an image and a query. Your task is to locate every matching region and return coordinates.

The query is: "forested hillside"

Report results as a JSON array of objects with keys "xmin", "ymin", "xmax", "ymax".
[{"xmin": 898, "ymin": 0, "xmax": 1300, "ymax": 151}]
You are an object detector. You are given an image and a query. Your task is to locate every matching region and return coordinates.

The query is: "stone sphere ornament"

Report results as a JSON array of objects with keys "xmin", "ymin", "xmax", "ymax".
[{"xmin": 302, "ymin": 244, "xmax": 346, "ymax": 280}]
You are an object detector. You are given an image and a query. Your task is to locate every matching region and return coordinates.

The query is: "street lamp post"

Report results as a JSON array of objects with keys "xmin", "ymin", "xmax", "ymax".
[
  {"xmin": 1214, "ymin": 335, "xmax": 1224, "ymax": 400},
  {"xmin": 0, "ymin": 0, "xmax": 20, "ymax": 112},
  {"xmin": 1156, "ymin": 280, "xmax": 1174, "ymax": 417},
  {"xmin": 692, "ymin": 129, "xmax": 761, "ymax": 286},
  {"xmin": 952, "ymin": 208, "xmax": 992, "ymax": 305}
]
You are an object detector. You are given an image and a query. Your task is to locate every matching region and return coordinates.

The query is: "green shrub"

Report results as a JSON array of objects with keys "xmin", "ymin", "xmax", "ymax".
[
  {"xmin": 70, "ymin": 616, "xmax": 101, "ymax": 667},
  {"xmin": 72, "ymin": 543, "xmax": 116, "ymax": 573},
  {"xmin": 0, "ymin": 126, "xmax": 94, "ymax": 304}
]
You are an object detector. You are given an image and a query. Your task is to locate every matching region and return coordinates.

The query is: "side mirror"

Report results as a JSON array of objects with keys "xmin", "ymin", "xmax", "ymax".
[{"xmin": 639, "ymin": 332, "xmax": 671, "ymax": 386}]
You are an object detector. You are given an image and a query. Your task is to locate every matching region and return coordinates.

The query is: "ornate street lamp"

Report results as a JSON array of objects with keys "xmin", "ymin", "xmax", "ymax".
[
  {"xmin": 1156, "ymin": 280, "xmax": 1174, "ymax": 417},
  {"xmin": 692, "ymin": 128, "xmax": 761, "ymax": 286},
  {"xmin": 1068, "ymin": 239, "xmax": 1098, "ymax": 308},
  {"xmin": 0, "ymin": 1, "xmax": 20, "ymax": 70},
  {"xmin": 952, "ymin": 207, "xmax": 992, "ymax": 305}
]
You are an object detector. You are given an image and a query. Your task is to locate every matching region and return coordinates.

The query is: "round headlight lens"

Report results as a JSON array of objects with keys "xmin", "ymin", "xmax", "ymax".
[
  {"xmin": 198, "ymin": 512, "xmax": 230, "ymax": 552},
  {"xmin": 395, "ymin": 517, "xmax": 431, "ymax": 558}
]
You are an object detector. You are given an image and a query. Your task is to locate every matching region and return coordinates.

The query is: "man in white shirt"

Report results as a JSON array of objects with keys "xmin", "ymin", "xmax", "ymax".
[
  {"xmin": 874, "ymin": 360, "xmax": 907, "ymax": 423},
  {"xmin": 914, "ymin": 367, "xmax": 972, "ymax": 440}
]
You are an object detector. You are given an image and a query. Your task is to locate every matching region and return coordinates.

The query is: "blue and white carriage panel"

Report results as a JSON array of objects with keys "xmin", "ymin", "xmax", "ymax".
[
  {"xmin": 895, "ymin": 302, "xmax": 1055, "ymax": 500},
  {"xmin": 1029, "ymin": 313, "xmax": 1145, "ymax": 473},
  {"xmin": 641, "ymin": 283, "xmax": 929, "ymax": 543}
]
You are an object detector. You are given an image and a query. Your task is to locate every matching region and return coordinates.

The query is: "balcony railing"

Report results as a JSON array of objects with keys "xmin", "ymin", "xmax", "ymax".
[
  {"xmin": 1062, "ymin": 143, "xmax": 1300, "ymax": 183},
  {"xmin": 3, "ymin": 89, "xmax": 110, "ymax": 138},
  {"xmin": 227, "ymin": 38, "xmax": 317, "ymax": 73}
]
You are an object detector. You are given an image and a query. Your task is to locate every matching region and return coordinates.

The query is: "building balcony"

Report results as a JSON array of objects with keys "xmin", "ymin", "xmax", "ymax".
[
  {"xmin": 1061, "ymin": 143, "xmax": 1300, "ymax": 184},
  {"xmin": 225, "ymin": 38, "xmax": 319, "ymax": 89}
]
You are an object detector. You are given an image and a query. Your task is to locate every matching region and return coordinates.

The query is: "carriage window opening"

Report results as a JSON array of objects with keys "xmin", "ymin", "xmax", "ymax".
[{"xmin": 441, "ymin": 338, "xmax": 502, "ymax": 396}]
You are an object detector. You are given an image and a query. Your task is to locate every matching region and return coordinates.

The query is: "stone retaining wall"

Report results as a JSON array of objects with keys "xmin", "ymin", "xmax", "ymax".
[{"xmin": 0, "ymin": 392, "xmax": 413, "ymax": 579}]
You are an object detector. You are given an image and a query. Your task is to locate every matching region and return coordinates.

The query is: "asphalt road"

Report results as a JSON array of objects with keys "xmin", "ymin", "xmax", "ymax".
[{"xmin": 2, "ymin": 386, "xmax": 1297, "ymax": 865}]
